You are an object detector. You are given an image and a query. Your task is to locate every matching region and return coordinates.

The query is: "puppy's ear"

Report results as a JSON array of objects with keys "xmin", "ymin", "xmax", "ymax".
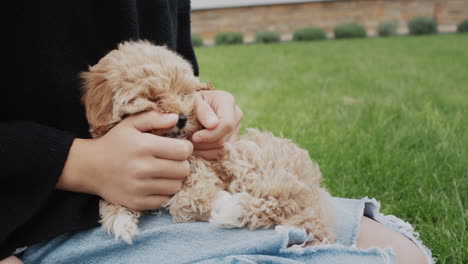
[
  {"xmin": 81, "ymin": 69, "xmax": 115, "ymax": 138},
  {"xmin": 197, "ymin": 82, "xmax": 214, "ymax": 91}
]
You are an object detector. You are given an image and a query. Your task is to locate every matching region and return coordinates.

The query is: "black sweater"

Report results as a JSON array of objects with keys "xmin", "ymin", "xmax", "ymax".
[{"xmin": 0, "ymin": 0, "xmax": 198, "ymax": 258}]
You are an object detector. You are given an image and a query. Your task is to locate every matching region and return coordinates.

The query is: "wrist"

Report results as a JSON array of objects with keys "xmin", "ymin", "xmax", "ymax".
[{"xmin": 57, "ymin": 138, "xmax": 98, "ymax": 195}]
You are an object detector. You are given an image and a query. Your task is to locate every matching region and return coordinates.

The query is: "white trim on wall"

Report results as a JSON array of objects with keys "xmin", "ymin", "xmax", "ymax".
[{"xmin": 191, "ymin": 0, "xmax": 335, "ymax": 10}]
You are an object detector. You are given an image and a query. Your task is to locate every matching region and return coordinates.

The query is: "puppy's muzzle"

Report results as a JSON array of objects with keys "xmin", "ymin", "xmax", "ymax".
[{"xmin": 177, "ymin": 114, "xmax": 187, "ymax": 129}]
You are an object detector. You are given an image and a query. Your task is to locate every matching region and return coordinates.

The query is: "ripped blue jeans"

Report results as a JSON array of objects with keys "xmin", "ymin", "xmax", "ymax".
[{"xmin": 20, "ymin": 197, "xmax": 434, "ymax": 264}]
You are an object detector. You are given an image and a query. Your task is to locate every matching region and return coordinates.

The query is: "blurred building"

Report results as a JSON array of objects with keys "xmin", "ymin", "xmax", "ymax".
[{"xmin": 191, "ymin": 0, "xmax": 468, "ymax": 43}]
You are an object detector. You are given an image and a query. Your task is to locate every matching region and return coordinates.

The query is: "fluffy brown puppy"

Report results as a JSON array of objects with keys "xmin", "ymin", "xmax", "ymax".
[{"xmin": 81, "ymin": 41, "xmax": 335, "ymax": 244}]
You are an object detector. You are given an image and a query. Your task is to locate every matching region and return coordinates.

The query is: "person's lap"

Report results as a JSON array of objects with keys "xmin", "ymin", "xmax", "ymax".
[{"xmin": 19, "ymin": 197, "xmax": 433, "ymax": 264}]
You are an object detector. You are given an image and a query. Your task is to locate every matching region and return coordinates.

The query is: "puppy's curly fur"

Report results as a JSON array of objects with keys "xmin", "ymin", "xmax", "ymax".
[{"xmin": 81, "ymin": 41, "xmax": 335, "ymax": 244}]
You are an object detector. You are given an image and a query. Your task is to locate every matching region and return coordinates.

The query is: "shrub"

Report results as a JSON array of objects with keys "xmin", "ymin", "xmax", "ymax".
[
  {"xmin": 333, "ymin": 23, "xmax": 367, "ymax": 39},
  {"xmin": 255, "ymin": 31, "xmax": 281, "ymax": 43},
  {"xmin": 378, "ymin": 21, "xmax": 398, "ymax": 37},
  {"xmin": 408, "ymin": 17, "xmax": 438, "ymax": 35},
  {"xmin": 292, "ymin": 27, "xmax": 326, "ymax": 41},
  {"xmin": 215, "ymin": 32, "xmax": 243, "ymax": 45},
  {"xmin": 457, "ymin": 19, "xmax": 468, "ymax": 33},
  {"xmin": 191, "ymin": 33, "xmax": 203, "ymax": 47}
]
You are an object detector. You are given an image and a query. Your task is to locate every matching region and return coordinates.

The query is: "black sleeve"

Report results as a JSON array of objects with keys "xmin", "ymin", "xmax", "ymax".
[
  {"xmin": 0, "ymin": 122, "xmax": 100, "ymax": 259},
  {"xmin": 177, "ymin": 0, "xmax": 199, "ymax": 76}
]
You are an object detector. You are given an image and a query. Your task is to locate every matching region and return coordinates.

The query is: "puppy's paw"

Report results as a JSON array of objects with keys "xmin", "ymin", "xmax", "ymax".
[
  {"xmin": 209, "ymin": 191, "xmax": 246, "ymax": 228},
  {"xmin": 100, "ymin": 202, "xmax": 140, "ymax": 244},
  {"xmin": 111, "ymin": 211, "xmax": 140, "ymax": 244}
]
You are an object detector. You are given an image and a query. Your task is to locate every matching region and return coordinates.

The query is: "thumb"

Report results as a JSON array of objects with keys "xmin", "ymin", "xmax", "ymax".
[
  {"xmin": 125, "ymin": 111, "xmax": 178, "ymax": 132},
  {"xmin": 195, "ymin": 96, "xmax": 219, "ymax": 129}
]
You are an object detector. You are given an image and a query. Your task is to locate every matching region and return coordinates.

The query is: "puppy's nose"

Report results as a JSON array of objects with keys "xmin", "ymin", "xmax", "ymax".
[{"xmin": 176, "ymin": 114, "xmax": 187, "ymax": 129}]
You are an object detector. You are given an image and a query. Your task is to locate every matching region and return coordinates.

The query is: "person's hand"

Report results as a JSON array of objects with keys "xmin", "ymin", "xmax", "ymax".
[
  {"xmin": 58, "ymin": 111, "xmax": 193, "ymax": 211},
  {"xmin": 191, "ymin": 90, "xmax": 242, "ymax": 160},
  {"xmin": 0, "ymin": 256, "xmax": 23, "ymax": 264}
]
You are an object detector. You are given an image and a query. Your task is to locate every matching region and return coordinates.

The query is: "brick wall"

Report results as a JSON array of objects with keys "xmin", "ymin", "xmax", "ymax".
[{"xmin": 191, "ymin": 0, "xmax": 468, "ymax": 43}]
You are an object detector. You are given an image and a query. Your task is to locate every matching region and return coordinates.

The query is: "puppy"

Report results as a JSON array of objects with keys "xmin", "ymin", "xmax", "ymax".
[{"xmin": 81, "ymin": 41, "xmax": 335, "ymax": 244}]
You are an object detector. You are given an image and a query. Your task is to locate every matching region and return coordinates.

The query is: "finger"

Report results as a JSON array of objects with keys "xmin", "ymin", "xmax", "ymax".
[
  {"xmin": 141, "ymin": 178, "xmax": 183, "ymax": 196},
  {"xmin": 147, "ymin": 159, "xmax": 191, "ymax": 179},
  {"xmin": 193, "ymin": 122, "xmax": 239, "ymax": 151},
  {"xmin": 193, "ymin": 132, "xmax": 232, "ymax": 150},
  {"xmin": 126, "ymin": 111, "xmax": 178, "ymax": 132},
  {"xmin": 142, "ymin": 134, "xmax": 193, "ymax": 160},
  {"xmin": 193, "ymin": 142, "xmax": 224, "ymax": 151},
  {"xmin": 192, "ymin": 116, "xmax": 235, "ymax": 144},
  {"xmin": 230, "ymin": 122, "xmax": 241, "ymax": 142},
  {"xmin": 225, "ymin": 106, "xmax": 242, "ymax": 143},
  {"xmin": 195, "ymin": 95, "xmax": 219, "ymax": 129},
  {"xmin": 134, "ymin": 195, "xmax": 171, "ymax": 210},
  {"xmin": 234, "ymin": 105, "xmax": 243, "ymax": 124},
  {"xmin": 193, "ymin": 98, "xmax": 240, "ymax": 144},
  {"xmin": 193, "ymin": 148, "xmax": 224, "ymax": 160}
]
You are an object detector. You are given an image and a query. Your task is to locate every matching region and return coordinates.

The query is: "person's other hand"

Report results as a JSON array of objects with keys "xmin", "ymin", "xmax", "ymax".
[
  {"xmin": 191, "ymin": 91, "xmax": 242, "ymax": 160},
  {"xmin": 58, "ymin": 111, "xmax": 193, "ymax": 211},
  {"xmin": 0, "ymin": 256, "xmax": 23, "ymax": 264}
]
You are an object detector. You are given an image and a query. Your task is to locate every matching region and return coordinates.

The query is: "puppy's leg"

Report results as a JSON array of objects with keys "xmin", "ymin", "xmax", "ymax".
[
  {"xmin": 209, "ymin": 191, "xmax": 248, "ymax": 228},
  {"xmin": 169, "ymin": 157, "xmax": 224, "ymax": 223},
  {"xmin": 281, "ymin": 190, "xmax": 335, "ymax": 243},
  {"xmin": 99, "ymin": 200, "xmax": 141, "ymax": 244}
]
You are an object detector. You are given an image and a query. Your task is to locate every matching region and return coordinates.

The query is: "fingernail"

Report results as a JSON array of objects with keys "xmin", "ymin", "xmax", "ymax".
[
  {"xmin": 164, "ymin": 113, "xmax": 178, "ymax": 122},
  {"xmin": 206, "ymin": 115, "xmax": 219, "ymax": 127}
]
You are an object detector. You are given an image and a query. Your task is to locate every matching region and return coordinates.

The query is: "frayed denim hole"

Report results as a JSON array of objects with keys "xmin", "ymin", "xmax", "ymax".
[
  {"xmin": 361, "ymin": 197, "xmax": 435, "ymax": 264},
  {"xmin": 349, "ymin": 200, "xmax": 366, "ymax": 247}
]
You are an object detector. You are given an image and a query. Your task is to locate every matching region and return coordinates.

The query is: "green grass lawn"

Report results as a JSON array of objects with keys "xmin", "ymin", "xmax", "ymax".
[{"xmin": 195, "ymin": 34, "xmax": 467, "ymax": 264}]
